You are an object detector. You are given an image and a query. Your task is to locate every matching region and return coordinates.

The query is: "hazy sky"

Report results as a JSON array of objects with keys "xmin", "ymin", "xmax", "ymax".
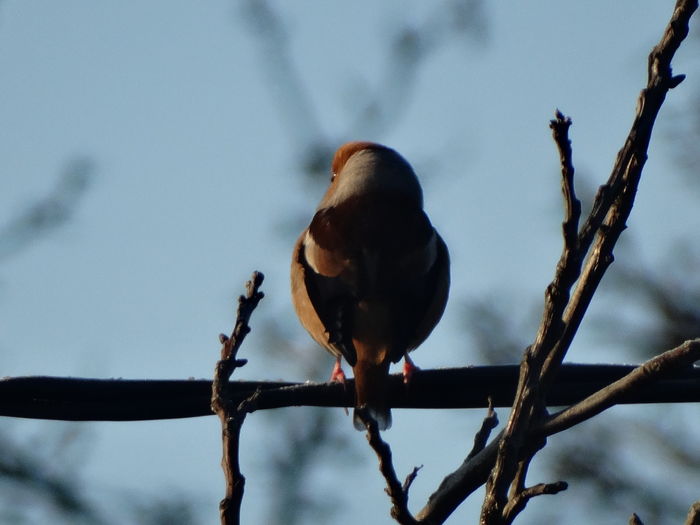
[{"xmin": 1, "ymin": 2, "xmax": 698, "ymax": 524}]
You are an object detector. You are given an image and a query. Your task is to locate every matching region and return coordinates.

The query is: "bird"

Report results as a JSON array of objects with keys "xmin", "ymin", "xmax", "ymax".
[{"xmin": 291, "ymin": 141, "xmax": 449, "ymax": 431}]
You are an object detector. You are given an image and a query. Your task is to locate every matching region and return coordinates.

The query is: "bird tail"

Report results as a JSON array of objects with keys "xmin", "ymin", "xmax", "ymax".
[{"xmin": 352, "ymin": 359, "xmax": 392, "ymax": 431}]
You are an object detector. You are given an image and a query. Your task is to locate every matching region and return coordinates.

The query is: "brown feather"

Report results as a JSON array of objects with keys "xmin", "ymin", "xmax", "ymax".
[
  {"xmin": 352, "ymin": 349, "xmax": 392, "ymax": 430},
  {"xmin": 331, "ymin": 141, "xmax": 387, "ymax": 177},
  {"xmin": 291, "ymin": 141, "xmax": 450, "ymax": 431}
]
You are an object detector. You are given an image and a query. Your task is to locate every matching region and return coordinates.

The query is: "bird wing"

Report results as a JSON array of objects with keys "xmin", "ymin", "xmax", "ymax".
[
  {"xmin": 291, "ymin": 231, "xmax": 358, "ymax": 366},
  {"xmin": 391, "ymin": 231, "xmax": 450, "ymax": 362}
]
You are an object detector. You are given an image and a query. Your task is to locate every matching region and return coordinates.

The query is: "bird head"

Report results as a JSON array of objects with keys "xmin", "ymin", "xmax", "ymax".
[{"xmin": 318, "ymin": 141, "xmax": 424, "ymax": 210}]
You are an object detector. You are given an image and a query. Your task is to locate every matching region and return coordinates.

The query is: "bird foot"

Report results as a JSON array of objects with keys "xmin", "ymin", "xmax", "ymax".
[
  {"xmin": 329, "ymin": 359, "xmax": 350, "ymax": 416},
  {"xmin": 329, "ymin": 359, "xmax": 347, "ymax": 383},
  {"xmin": 402, "ymin": 354, "xmax": 419, "ymax": 385}
]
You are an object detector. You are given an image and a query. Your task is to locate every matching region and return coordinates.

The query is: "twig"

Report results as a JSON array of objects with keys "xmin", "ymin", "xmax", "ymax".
[
  {"xmin": 403, "ymin": 466, "xmax": 423, "ymax": 494},
  {"xmin": 417, "ymin": 430, "xmax": 502, "ymax": 523},
  {"xmin": 416, "ymin": 341, "xmax": 700, "ymax": 524},
  {"xmin": 629, "ymin": 513, "xmax": 644, "ymax": 525},
  {"xmin": 539, "ymin": 339, "xmax": 700, "ymax": 436},
  {"xmin": 211, "ymin": 271, "xmax": 265, "ymax": 409},
  {"xmin": 479, "ymin": 108, "xmax": 583, "ymax": 522},
  {"xmin": 541, "ymin": 0, "xmax": 698, "ymax": 382},
  {"xmin": 358, "ymin": 412, "xmax": 418, "ymax": 525},
  {"xmin": 481, "ymin": 349, "xmax": 545, "ymax": 524},
  {"xmin": 211, "ymin": 271, "xmax": 265, "ymax": 525},
  {"xmin": 0, "ymin": 159, "xmax": 93, "ymax": 262},
  {"xmin": 550, "ymin": 110, "xmax": 580, "ymax": 251},
  {"xmin": 502, "ymin": 481, "xmax": 568, "ymax": 523},
  {"xmin": 685, "ymin": 501, "xmax": 700, "ymax": 525},
  {"xmin": 480, "ymin": 2, "xmax": 697, "ymax": 523},
  {"xmin": 467, "ymin": 397, "xmax": 499, "ymax": 461}
]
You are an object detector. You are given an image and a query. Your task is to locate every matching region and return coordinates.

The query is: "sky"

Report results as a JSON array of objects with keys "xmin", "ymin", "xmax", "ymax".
[{"xmin": 1, "ymin": 2, "xmax": 698, "ymax": 524}]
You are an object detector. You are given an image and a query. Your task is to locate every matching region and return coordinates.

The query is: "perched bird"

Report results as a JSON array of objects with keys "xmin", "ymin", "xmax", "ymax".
[{"xmin": 291, "ymin": 141, "xmax": 449, "ymax": 430}]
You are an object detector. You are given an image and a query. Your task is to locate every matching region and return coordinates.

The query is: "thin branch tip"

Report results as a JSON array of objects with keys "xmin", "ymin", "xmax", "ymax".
[
  {"xmin": 550, "ymin": 110, "xmax": 572, "ymax": 128},
  {"xmin": 669, "ymin": 73, "xmax": 686, "ymax": 88},
  {"xmin": 685, "ymin": 500, "xmax": 700, "ymax": 525},
  {"xmin": 542, "ymin": 480, "xmax": 567, "ymax": 494},
  {"xmin": 359, "ymin": 411, "xmax": 418, "ymax": 524},
  {"xmin": 403, "ymin": 465, "xmax": 423, "ymax": 493},
  {"xmin": 247, "ymin": 270, "xmax": 265, "ymax": 292},
  {"xmin": 629, "ymin": 513, "xmax": 644, "ymax": 525},
  {"xmin": 212, "ymin": 270, "xmax": 266, "ymax": 525}
]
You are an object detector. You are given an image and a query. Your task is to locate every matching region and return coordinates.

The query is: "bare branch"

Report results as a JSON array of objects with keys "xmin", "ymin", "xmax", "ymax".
[
  {"xmin": 403, "ymin": 466, "xmax": 423, "ymax": 494},
  {"xmin": 550, "ymin": 111, "xmax": 580, "ymax": 251},
  {"xmin": 685, "ymin": 501, "xmax": 700, "ymax": 525},
  {"xmin": 0, "ymin": 159, "xmax": 93, "ymax": 262},
  {"xmin": 478, "ymin": 108, "xmax": 583, "ymax": 523},
  {"xmin": 481, "ymin": 350, "xmax": 545, "ymax": 524},
  {"xmin": 418, "ymin": 341, "xmax": 699, "ymax": 525},
  {"xmin": 467, "ymin": 398, "xmax": 499, "ymax": 461},
  {"xmin": 542, "ymin": 0, "xmax": 699, "ymax": 381},
  {"xmin": 629, "ymin": 513, "xmax": 644, "ymax": 525},
  {"xmin": 417, "ymin": 432, "xmax": 502, "ymax": 523},
  {"xmin": 539, "ymin": 339, "xmax": 700, "ymax": 436},
  {"xmin": 480, "ymin": 2, "xmax": 698, "ymax": 522},
  {"xmin": 502, "ymin": 481, "xmax": 568, "ymax": 523},
  {"xmin": 211, "ymin": 271, "xmax": 265, "ymax": 407},
  {"xmin": 239, "ymin": 0, "xmax": 486, "ymax": 179},
  {"xmin": 211, "ymin": 272, "xmax": 265, "ymax": 525},
  {"xmin": 358, "ymin": 413, "xmax": 418, "ymax": 525}
]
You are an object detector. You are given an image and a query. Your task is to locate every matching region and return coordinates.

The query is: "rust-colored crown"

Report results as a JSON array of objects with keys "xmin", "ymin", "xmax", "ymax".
[{"xmin": 331, "ymin": 141, "xmax": 387, "ymax": 176}]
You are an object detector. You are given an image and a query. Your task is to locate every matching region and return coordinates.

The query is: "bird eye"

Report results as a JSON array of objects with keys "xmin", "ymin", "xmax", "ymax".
[{"xmin": 331, "ymin": 172, "xmax": 337, "ymax": 182}]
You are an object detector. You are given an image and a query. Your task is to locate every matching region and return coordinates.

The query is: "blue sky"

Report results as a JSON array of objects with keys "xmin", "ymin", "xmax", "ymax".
[{"xmin": 1, "ymin": 2, "xmax": 698, "ymax": 524}]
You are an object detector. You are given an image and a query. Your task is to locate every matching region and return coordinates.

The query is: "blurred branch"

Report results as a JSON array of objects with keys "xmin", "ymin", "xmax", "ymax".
[
  {"xmin": 344, "ymin": 0, "xmax": 487, "ymax": 140},
  {"xmin": 239, "ymin": 0, "xmax": 486, "ymax": 179},
  {"xmin": 0, "ymin": 158, "xmax": 93, "ymax": 262},
  {"xmin": 257, "ymin": 319, "xmax": 353, "ymax": 524},
  {"xmin": 0, "ymin": 429, "xmax": 104, "ymax": 524},
  {"xmin": 603, "ymin": 251, "xmax": 700, "ymax": 357},
  {"xmin": 548, "ymin": 419, "xmax": 692, "ymax": 522},
  {"xmin": 239, "ymin": 0, "xmax": 329, "ymax": 174},
  {"xmin": 631, "ymin": 419, "xmax": 700, "ymax": 469},
  {"xmin": 265, "ymin": 406, "xmax": 350, "ymax": 524},
  {"xmin": 127, "ymin": 490, "xmax": 201, "ymax": 525},
  {"xmin": 462, "ymin": 299, "xmax": 528, "ymax": 364},
  {"xmin": 667, "ymin": 86, "xmax": 700, "ymax": 180},
  {"xmin": 357, "ymin": 414, "xmax": 418, "ymax": 525},
  {"xmin": 0, "ymin": 159, "xmax": 98, "ymax": 522}
]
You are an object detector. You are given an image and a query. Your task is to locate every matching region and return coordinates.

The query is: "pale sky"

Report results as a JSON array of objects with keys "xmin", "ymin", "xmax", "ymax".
[{"xmin": 1, "ymin": 2, "xmax": 698, "ymax": 524}]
